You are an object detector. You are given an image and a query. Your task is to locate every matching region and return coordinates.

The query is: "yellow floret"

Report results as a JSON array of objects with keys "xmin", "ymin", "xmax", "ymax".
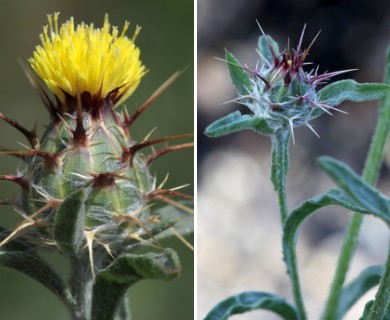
[{"xmin": 29, "ymin": 13, "xmax": 146, "ymax": 105}]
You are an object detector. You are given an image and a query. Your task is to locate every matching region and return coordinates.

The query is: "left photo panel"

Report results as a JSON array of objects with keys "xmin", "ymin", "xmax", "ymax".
[{"xmin": 0, "ymin": 1, "xmax": 194, "ymax": 320}]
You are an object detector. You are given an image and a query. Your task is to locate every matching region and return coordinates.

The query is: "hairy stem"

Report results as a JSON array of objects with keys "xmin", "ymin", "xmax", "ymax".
[
  {"xmin": 271, "ymin": 129, "xmax": 306, "ymax": 319},
  {"xmin": 271, "ymin": 129, "xmax": 291, "ymax": 223},
  {"xmin": 369, "ymin": 240, "xmax": 390, "ymax": 319},
  {"xmin": 322, "ymin": 47, "xmax": 390, "ymax": 320},
  {"xmin": 70, "ymin": 255, "xmax": 91, "ymax": 320}
]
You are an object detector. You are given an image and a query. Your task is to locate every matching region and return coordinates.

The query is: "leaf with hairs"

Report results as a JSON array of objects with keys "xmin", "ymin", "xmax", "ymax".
[
  {"xmin": 225, "ymin": 51, "xmax": 253, "ymax": 96},
  {"xmin": 337, "ymin": 265, "xmax": 383, "ymax": 319},
  {"xmin": 205, "ymin": 111, "xmax": 273, "ymax": 137},
  {"xmin": 318, "ymin": 156, "xmax": 390, "ymax": 222},
  {"xmin": 204, "ymin": 291, "xmax": 298, "ymax": 320},
  {"xmin": 91, "ymin": 248, "xmax": 180, "ymax": 320}
]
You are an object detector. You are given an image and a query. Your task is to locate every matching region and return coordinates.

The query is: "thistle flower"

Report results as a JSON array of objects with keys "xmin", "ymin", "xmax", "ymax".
[
  {"xmin": 30, "ymin": 12, "xmax": 145, "ymax": 106},
  {"xmin": 0, "ymin": 13, "xmax": 192, "ymax": 320}
]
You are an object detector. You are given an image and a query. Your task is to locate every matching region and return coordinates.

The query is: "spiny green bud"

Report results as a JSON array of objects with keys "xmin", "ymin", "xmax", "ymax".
[
  {"xmin": 0, "ymin": 13, "xmax": 193, "ymax": 267},
  {"xmin": 205, "ymin": 24, "xmax": 389, "ymax": 142}
]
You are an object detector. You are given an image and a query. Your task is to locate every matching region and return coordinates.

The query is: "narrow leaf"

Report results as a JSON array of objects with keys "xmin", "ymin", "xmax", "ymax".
[
  {"xmin": 258, "ymin": 35, "xmax": 279, "ymax": 67},
  {"xmin": 91, "ymin": 248, "xmax": 180, "ymax": 320},
  {"xmin": 283, "ymin": 189, "xmax": 370, "ymax": 264},
  {"xmin": 54, "ymin": 189, "xmax": 86, "ymax": 255},
  {"xmin": 282, "ymin": 189, "xmax": 370, "ymax": 320},
  {"xmin": 225, "ymin": 51, "xmax": 253, "ymax": 96},
  {"xmin": 205, "ymin": 111, "xmax": 273, "ymax": 138},
  {"xmin": 318, "ymin": 156, "xmax": 390, "ymax": 223},
  {"xmin": 360, "ymin": 300, "xmax": 375, "ymax": 320},
  {"xmin": 284, "ymin": 189, "xmax": 369, "ymax": 246},
  {"xmin": 204, "ymin": 291, "xmax": 298, "ymax": 320},
  {"xmin": 337, "ymin": 265, "xmax": 383, "ymax": 318},
  {"xmin": 0, "ymin": 250, "xmax": 71, "ymax": 306},
  {"xmin": 318, "ymin": 80, "xmax": 389, "ymax": 107}
]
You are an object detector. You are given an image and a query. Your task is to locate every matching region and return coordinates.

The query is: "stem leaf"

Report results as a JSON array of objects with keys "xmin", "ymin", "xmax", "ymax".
[
  {"xmin": 258, "ymin": 35, "xmax": 280, "ymax": 67},
  {"xmin": 318, "ymin": 156, "xmax": 390, "ymax": 221},
  {"xmin": 225, "ymin": 51, "xmax": 253, "ymax": 96},
  {"xmin": 338, "ymin": 265, "xmax": 384, "ymax": 319},
  {"xmin": 54, "ymin": 188, "xmax": 86, "ymax": 255},
  {"xmin": 318, "ymin": 80, "xmax": 389, "ymax": 107},
  {"xmin": 204, "ymin": 111, "xmax": 273, "ymax": 137},
  {"xmin": 283, "ymin": 188, "xmax": 369, "ymax": 320},
  {"xmin": 0, "ymin": 250, "xmax": 71, "ymax": 305},
  {"xmin": 204, "ymin": 291, "xmax": 298, "ymax": 320},
  {"xmin": 284, "ymin": 188, "xmax": 369, "ymax": 246},
  {"xmin": 360, "ymin": 300, "xmax": 375, "ymax": 320},
  {"xmin": 91, "ymin": 248, "xmax": 181, "ymax": 320}
]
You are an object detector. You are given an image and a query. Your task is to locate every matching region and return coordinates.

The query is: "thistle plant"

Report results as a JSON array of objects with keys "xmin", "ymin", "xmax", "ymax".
[
  {"xmin": 0, "ymin": 13, "xmax": 193, "ymax": 320},
  {"xmin": 204, "ymin": 24, "xmax": 390, "ymax": 320}
]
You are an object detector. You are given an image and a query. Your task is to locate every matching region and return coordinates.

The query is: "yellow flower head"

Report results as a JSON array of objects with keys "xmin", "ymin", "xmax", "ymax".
[{"xmin": 29, "ymin": 13, "xmax": 146, "ymax": 105}]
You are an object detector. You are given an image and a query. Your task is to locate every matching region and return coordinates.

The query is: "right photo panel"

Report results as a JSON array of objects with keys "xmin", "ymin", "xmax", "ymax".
[{"xmin": 198, "ymin": 0, "xmax": 390, "ymax": 319}]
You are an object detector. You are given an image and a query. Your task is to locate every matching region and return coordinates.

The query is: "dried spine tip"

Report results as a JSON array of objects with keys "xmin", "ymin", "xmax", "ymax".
[
  {"xmin": 124, "ymin": 71, "xmax": 183, "ymax": 128},
  {"xmin": 123, "ymin": 133, "xmax": 193, "ymax": 164},
  {"xmin": 0, "ymin": 175, "xmax": 30, "ymax": 191},
  {"xmin": 146, "ymin": 142, "xmax": 194, "ymax": 166},
  {"xmin": 0, "ymin": 113, "xmax": 39, "ymax": 148}
]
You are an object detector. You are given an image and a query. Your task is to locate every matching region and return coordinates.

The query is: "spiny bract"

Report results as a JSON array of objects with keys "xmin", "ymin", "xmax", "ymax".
[{"xmin": 0, "ymin": 13, "xmax": 192, "ymax": 266}]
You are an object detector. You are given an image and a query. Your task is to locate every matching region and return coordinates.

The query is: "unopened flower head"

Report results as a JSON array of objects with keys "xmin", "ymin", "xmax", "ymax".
[
  {"xmin": 208, "ymin": 24, "xmax": 358, "ymax": 142},
  {"xmin": 29, "ymin": 12, "xmax": 146, "ymax": 106},
  {"xmin": 250, "ymin": 25, "xmax": 353, "ymax": 132}
]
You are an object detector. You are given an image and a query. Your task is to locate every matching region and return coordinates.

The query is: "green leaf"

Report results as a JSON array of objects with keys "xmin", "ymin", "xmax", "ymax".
[
  {"xmin": 258, "ymin": 35, "xmax": 279, "ymax": 67},
  {"xmin": 91, "ymin": 248, "xmax": 180, "ymax": 320},
  {"xmin": 0, "ymin": 250, "xmax": 71, "ymax": 306},
  {"xmin": 204, "ymin": 291, "xmax": 298, "ymax": 320},
  {"xmin": 283, "ymin": 189, "xmax": 370, "ymax": 262},
  {"xmin": 54, "ymin": 189, "xmax": 86, "ymax": 255},
  {"xmin": 225, "ymin": 51, "xmax": 253, "ymax": 96},
  {"xmin": 360, "ymin": 300, "xmax": 375, "ymax": 320},
  {"xmin": 318, "ymin": 80, "xmax": 390, "ymax": 107},
  {"xmin": 282, "ymin": 188, "xmax": 370, "ymax": 320},
  {"xmin": 156, "ymin": 203, "xmax": 194, "ymax": 240},
  {"xmin": 318, "ymin": 156, "xmax": 390, "ymax": 222},
  {"xmin": 204, "ymin": 111, "xmax": 273, "ymax": 138},
  {"xmin": 284, "ymin": 189, "xmax": 369, "ymax": 246},
  {"xmin": 337, "ymin": 265, "xmax": 383, "ymax": 319}
]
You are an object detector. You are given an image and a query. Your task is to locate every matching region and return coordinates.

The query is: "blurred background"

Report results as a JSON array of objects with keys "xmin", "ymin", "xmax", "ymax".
[
  {"xmin": 198, "ymin": 0, "xmax": 390, "ymax": 319},
  {"xmin": 0, "ymin": 0, "xmax": 193, "ymax": 319}
]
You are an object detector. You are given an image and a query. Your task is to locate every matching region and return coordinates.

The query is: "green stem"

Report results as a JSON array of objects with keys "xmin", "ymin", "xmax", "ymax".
[
  {"xmin": 369, "ymin": 239, "xmax": 390, "ymax": 319},
  {"xmin": 322, "ymin": 51, "xmax": 390, "ymax": 319},
  {"xmin": 284, "ymin": 237, "xmax": 307, "ymax": 320},
  {"xmin": 70, "ymin": 255, "xmax": 93, "ymax": 320},
  {"xmin": 271, "ymin": 129, "xmax": 290, "ymax": 223},
  {"xmin": 271, "ymin": 129, "xmax": 306, "ymax": 319}
]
